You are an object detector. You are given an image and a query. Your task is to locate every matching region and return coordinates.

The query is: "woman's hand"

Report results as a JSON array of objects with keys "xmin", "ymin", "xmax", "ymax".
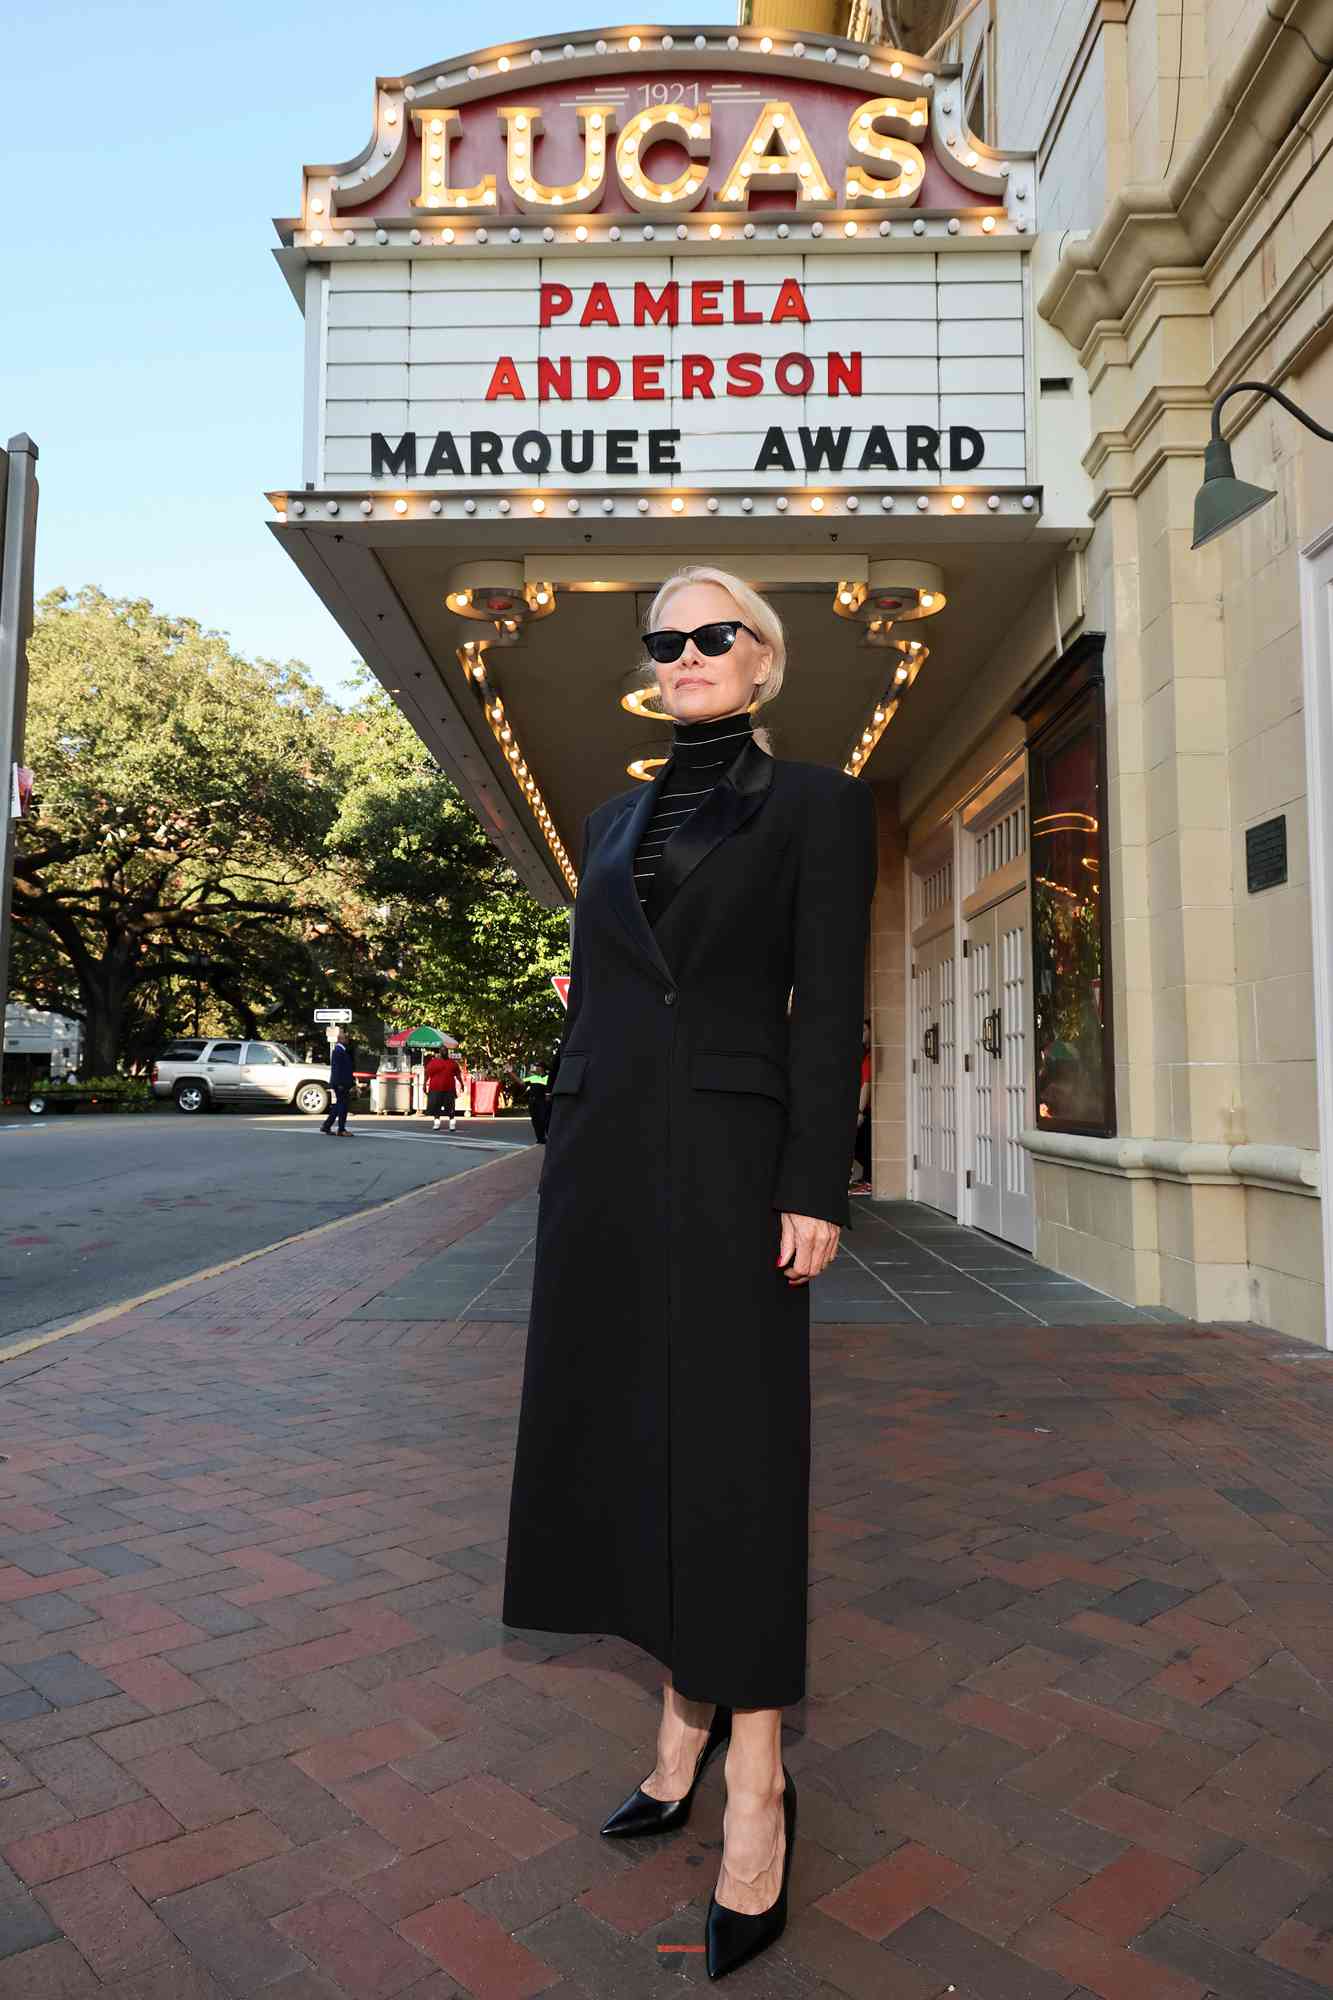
[{"xmin": 777, "ymin": 1213, "xmax": 841, "ymax": 1285}]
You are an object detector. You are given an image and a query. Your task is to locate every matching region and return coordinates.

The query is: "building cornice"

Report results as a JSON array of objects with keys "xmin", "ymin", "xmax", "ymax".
[
  {"xmin": 1037, "ymin": 0, "xmax": 1333, "ymax": 352},
  {"xmin": 1023, "ymin": 1128, "xmax": 1321, "ymax": 1197}
]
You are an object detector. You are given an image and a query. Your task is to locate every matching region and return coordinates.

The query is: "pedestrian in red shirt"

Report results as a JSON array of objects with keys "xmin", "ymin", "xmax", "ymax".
[{"xmin": 424, "ymin": 1049, "xmax": 464, "ymax": 1132}]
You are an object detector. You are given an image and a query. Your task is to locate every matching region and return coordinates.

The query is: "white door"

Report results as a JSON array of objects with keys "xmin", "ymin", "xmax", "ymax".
[
  {"xmin": 966, "ymin": 892, "xmax": 1034, "ymax": 1250},
  {"xmin": 913, "ymin": 933, "xmax": 958, "ymax": 1216},
  {"xmin": 968, "ymin": 908, "xmax": 1001, "ymax": 1238}
]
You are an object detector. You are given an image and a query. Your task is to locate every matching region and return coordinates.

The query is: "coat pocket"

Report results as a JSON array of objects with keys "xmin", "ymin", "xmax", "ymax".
[
  {"xmin": 551, "ymin": 1053, "xmax": 589, "ymax": 1096},
  {"xmin": 691, "ymin": 1051, "xmax": 788, "ymax": 1104}
]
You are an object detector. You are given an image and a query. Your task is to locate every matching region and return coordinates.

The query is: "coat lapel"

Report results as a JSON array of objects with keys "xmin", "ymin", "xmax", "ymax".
[
  {"xmin": 644, "ymin": 736, "xmax": 775, "ymax": 928},
  {"xmin": 600, "ymin": 761, "xmax": 678, "ymax": 983}
]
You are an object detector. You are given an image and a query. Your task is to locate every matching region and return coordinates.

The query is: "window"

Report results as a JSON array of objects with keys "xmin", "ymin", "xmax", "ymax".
[
  {"xmin": 245, "ymin": 1043, "xmax": 286, "ymax": 1065},
  {"xmin": 209, "ymin": 1043, "xmax": 242, "ymax": 1065},
  {"xmin": 919, "ymin": 858, "xmax": 953, "ymax": 920},
  {"xmin": 1020, "ymin": 639, "xmax": 1114, "ymax": 1136},
  {"xmin": 159, "ymin": 1041, "xmax": 207, "ymax": 1062},
  {"xmin": 973, "ymin": 802, "xmax": 1027, "ymax": 888}
]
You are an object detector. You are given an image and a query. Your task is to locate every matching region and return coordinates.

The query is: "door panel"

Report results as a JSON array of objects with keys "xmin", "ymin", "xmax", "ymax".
[
  {"xmin": 241, "ymin": 1043, "xmax": 293, "ymax": 1104},
  {"xmin": 965, "ymin": 891, "xmax": 1034, "ymax": 1251},
  {"xmin": 914, "ymin": 933, "xmax": 957, "ymax": 1217},
  {"xmin": 969, "ymin": 909, "xmax": 1001, "ymax": 1239},
  {"xmin": 999, "ymin": 908, "xmax": 1035, "ymax": 1250},
  {"xmin": 206, "ymin": 1042, "xmax": 243, "ymax": 1099}
]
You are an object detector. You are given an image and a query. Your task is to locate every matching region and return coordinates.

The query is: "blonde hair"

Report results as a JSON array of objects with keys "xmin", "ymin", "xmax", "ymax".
[{"xmin": 643, "ymin": 566, "xmax": 785, "ymax": 754}]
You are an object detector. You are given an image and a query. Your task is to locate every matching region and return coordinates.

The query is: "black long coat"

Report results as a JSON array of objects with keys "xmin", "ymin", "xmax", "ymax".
[{"xmin": 502, "ymin": 738, "xmax": 877, "ymax": 1708}]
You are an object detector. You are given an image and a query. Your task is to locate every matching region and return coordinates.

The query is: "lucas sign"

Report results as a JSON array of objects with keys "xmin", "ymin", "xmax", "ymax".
[{"xmin": 297, "ymin": 38, "xmax": 1034, "ymax": 493}]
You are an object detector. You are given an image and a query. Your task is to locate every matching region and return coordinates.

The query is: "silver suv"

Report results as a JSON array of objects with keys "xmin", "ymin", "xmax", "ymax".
[{"xmin": 151, "ymin": 1039, "xmax": 334, "ymax": 1116}]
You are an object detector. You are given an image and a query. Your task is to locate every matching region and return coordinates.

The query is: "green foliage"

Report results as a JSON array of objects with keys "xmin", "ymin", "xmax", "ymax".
[
  {"xmin": 11, "ymin": 589, "xmax": 570, "ymax": 1074},
  {"xmin": 39, "ymin": 1075, "xmax": 153, "ymax": 1109},
  {"xmin": 327, "ymin": 686, "xmax": 571, "ymax": 1075}
]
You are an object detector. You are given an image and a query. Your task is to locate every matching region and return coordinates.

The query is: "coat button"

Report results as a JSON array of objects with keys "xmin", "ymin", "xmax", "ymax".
[{"xmin": 663, "ymin": 989, "xmax": 677, "ymax": 1006}]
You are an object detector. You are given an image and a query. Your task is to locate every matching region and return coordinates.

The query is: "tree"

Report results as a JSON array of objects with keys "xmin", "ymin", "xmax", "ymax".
[
  {"xmin": 13, "ymin": 588, "xmax": 348, "ymax": 1071},
  {"xmin": 11, "ymin": 591, "xmax": 571, "ymax": 1075},
  {"xmin": 329, "ymin": 688, "xmax": 570, "ymax": 1076}
]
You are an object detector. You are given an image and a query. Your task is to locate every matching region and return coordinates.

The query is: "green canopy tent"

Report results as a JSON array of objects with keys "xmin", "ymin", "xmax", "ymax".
[{"xmin": 386, "ymin": 1026, "xmax": 460, "ymax": 1050}]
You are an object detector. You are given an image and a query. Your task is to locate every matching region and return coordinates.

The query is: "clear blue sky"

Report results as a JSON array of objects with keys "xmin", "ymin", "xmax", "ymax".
[{"xmin": 3, "ymin": 3, "xmax": 727, "ymax": 702}]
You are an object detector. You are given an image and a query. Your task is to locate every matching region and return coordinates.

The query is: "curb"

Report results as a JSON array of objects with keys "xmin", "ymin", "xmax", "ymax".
[{"xmin": 0, "ymin": 1147, "xmax": 528, "ymax": 1366}]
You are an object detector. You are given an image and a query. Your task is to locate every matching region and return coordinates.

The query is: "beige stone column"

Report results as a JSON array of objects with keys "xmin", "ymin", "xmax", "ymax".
[
  {"xmin": 868, "ymin": 781, "xmax": 908, "ymax": 1199},
  {"xmin": 1081, "ymin": 289, "xmax": 1250, "ymax": 1318}
]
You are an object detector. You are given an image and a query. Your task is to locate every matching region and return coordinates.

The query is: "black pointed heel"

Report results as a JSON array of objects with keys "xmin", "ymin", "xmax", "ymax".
[
  {"xmin": 599, "ymin": 1704, "xmax": 732, "ymax": 1839},
  {"xmin": 705, "ymin": 1765, "xmax": 796, "ymax": 1982}
]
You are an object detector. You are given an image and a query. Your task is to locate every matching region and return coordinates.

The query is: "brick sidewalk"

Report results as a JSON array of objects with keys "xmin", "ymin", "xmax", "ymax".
[{"xmin": 1, "ymin": 1148, "xmax": 1333, "ymax": 1999}]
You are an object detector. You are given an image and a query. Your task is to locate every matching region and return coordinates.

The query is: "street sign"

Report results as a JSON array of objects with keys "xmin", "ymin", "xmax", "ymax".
[
  {"xmin": 314, "ymin": 1006, "xmax": 353, "ymax": 1024},
  {"xmin": 551, "ymin": 977, "xmax": 570, "ymax": 1009}
]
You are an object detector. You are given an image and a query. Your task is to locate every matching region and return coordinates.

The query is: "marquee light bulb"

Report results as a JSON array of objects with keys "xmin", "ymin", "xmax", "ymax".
[
  {"xmin": 810, "ymin": 495, "xmax": 824, "ymax": 511},
  {"xmin": 670, "ymin": 495, "xmax": 685, "ymax": 512},
  {"xmin": 431, "ymin": 118, "xmax": 443, "ymax": 134},
  {"xmin": 708, "ymin": 221, "xmax": 721, "ymax": 238},
  {"xmin": 760, "ymin": 35, "xmax": 772, "ymax": 52},
  {"xmin": 393, "ymin": 498, "xmax": 407, "ymax": 514},
  {"xmin": 844, "ymin": 220, "xmax": 857, "ymax": 236},
  {"xmin": 628, "ymin": 33, "xmax": 640, "ymax": 50},
  {"xmin": 982, "ymin": 214, "xmax": 997, "ymax": 232},
  {"xmin": 531, "ymin": 497, "xmax": 546, "ymax": 513},
  {"xmin": 921, "ymin": 592, "xmax": 935, "ymax": 607},
  {"xmin": 951, "ymin": 494, "xmax": 965, "ymax": 510},
  {"xmin": 310, "ymin": 197, "xmax": 324, "ymax": 214},
  {"xmin": 574, "ymin": 223, "xmax": 588, "ymax": 240}
]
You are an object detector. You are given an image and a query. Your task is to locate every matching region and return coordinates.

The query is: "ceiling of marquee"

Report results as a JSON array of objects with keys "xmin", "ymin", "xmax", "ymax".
[{"xmin": 377, "ymin": 527, "xmax": 1059, "ymax": 870}]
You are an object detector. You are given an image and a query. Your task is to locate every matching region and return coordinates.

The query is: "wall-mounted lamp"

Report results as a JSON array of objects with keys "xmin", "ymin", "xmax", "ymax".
[{"xmin": 1192, "ymin": 380, "xmax": 1332, "ymax": 548}]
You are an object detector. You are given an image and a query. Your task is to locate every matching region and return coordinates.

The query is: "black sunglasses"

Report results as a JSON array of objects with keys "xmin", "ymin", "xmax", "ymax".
[{"xmin": 642, "ymin": 620, "xmax": 763, "ymax": 665}]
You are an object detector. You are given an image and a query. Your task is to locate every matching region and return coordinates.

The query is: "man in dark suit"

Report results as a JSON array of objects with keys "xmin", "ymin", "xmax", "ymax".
[{"xmin": 321, "ymin": 1031, "xmax": 354, "ymax": 1137}]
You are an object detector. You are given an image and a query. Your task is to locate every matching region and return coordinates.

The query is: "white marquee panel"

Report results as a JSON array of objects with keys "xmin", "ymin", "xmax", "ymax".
[{"xmin": 318, "ymin": 250, "xmax": 1033, "ymax": 491}]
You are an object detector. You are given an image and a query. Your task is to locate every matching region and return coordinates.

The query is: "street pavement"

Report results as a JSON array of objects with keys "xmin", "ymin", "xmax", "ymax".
[
  {"xmin": 0, "ymin": 1148, "xmax": 1331, "ymax": 2000},
  {"xmin": 0, "ymin": 1110, "xmax": 533, "ymax": 1344}
]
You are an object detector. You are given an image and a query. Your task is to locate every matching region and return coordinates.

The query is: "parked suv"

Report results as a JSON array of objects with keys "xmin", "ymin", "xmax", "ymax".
[{"xmin": 151, "ymin": 1039, "xmax": 333, "ymax": 1116}]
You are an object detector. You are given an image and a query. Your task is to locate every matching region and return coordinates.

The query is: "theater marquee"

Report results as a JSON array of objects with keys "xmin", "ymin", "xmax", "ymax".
[{"xmin": 276, "ymin": 28, "xmax": 1040, "ymax": 502}]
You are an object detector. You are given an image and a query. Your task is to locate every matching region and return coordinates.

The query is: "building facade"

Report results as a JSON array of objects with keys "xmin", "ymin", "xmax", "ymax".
[{"xmin": 269, "ymin": 2, "xmax": 1333, "ymax": 1343}]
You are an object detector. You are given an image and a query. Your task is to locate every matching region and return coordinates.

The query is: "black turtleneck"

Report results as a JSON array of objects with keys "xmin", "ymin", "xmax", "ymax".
[{"xmin": 633, "ymin": 710, "xmax": 754, "ymax": 908}]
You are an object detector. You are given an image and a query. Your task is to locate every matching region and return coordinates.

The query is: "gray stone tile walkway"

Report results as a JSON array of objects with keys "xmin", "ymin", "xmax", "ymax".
[{"xmin": 348, "ymin": 1190, "xmax": 1184, "ymax": 1327}]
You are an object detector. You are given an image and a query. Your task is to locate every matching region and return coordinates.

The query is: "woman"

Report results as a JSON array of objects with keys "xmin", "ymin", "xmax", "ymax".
[{"xmin": 502, "ymin": 568, "xmax": 876, "ymax": 1981}]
